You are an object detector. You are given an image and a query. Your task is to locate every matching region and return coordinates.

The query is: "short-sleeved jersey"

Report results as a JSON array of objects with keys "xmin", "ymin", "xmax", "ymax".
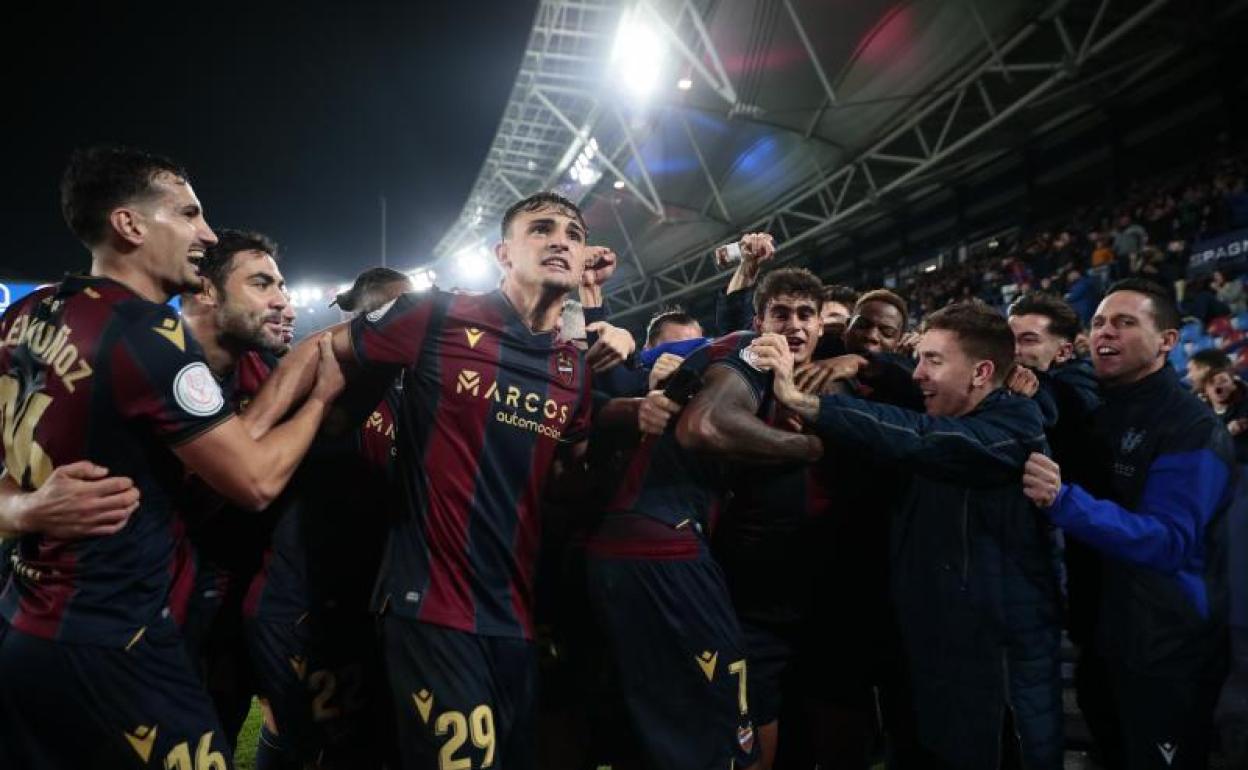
[
  {"xmin": 0, "ymin": 276, "xmax": 231, "ymax": 646},
  {"xmin": 605, "ymin": 331, "xmax": 771, "ymax": 531},
  {"xmin": 243, "ymin": 385, "xmax": 400, "ymax": 621},
  {"xmin": 352, "ymin": 289, "xmax": 591, "ymax": 639}
]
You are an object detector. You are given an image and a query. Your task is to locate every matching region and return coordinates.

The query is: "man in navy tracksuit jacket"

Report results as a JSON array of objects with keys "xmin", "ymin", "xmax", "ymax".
[
  {"xmin": 750, "ymin": 300, "xmax": 1064, "ymax": 770},
  {"xmin": 1024, "ymin": 279, "xmax": 1235, "ymax": 770}
]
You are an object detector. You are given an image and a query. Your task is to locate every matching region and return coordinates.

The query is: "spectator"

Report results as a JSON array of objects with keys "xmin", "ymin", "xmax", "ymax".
[
  {"xmin": 1180, "ymin": 277, "xmax": 1231, "ymax": 324},
  {"xmin": 1112, "ymin": 212, "xmax": 1149, "ymax": 261},
  {"xmin": 1212, "ymin": 269, "xmax": 1246, "ymax": 315},
  {"xmin": 1187, "ymin": 348, "xmax": 1234, "ymax": 396},
  {"xmin": 1065, "ymin": 268, "xmax": 1101, "ymax": 326}
]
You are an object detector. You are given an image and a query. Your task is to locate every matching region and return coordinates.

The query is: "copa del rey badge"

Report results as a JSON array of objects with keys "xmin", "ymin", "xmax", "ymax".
[
  {"xmin": 173, "ymin": 362, "xmax": 224, "ymax": 417},
  {"xmin": 555, "ymin": 351, "xmax": 575, "ymax": 386}
]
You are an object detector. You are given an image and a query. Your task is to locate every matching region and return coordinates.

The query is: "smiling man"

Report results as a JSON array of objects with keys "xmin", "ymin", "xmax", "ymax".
[
  {"xmin": 1022, "ymin": 278, "xmax": 1235, "ymax": 770},
  {"xmin": 0, "ymin": 146, "xmax": 343, "ymax": 769},
  {"xmin": 586, "ymin": 268, "xmax": 826, "ymax": 770},
  {"xmin": 749, "ymin": 300, "xmax": 1063, "ymax": 770}
]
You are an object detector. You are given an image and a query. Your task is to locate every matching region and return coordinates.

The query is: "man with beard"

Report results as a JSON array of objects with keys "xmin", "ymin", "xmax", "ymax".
[
  {"xmin": 271, "ymin": 191, "xmax": 634, "ymax": 770},
  {"xmin": 241, "ymin": 266, "xmax": 410, "ymax": 770},
  {"xmin": 173, "ymin": 229, "xmax": 298, "ymax": 744},
  {"xmin": 750, "ymin": 300, "xmax": 1063, "ymax": 770},
  {"xmin": 586, "ymin": 268, "xmax": 825, "ymax": 770},
  {"xmin": 0, "ymin": 146, "xmax": 343, "ymax": 769},
  {"xmin": 1023, "ymin": 279, "xmax": 1235, "ymax": 769}
]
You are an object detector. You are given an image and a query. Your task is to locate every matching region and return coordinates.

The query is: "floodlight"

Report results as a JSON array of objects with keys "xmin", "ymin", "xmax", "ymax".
[
  {"xmin": 611, "ymin": 6, "xmax": 664, "ymax": 98},
  {"xmin": 613, "ymin": 179, "xmax": 626, "ymax": 190},
  {"xmin": 677, "ymin": 77, "xmax": 692, "ymax": 91}
]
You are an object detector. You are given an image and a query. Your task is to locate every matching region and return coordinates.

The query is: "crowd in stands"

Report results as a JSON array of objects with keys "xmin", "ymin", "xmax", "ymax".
[{"xmin": 900, "ymin": 156, "xmax": 1248, "ymax": 350}]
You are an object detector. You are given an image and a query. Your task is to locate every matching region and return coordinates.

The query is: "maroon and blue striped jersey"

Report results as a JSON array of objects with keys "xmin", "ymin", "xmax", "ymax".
[
  {"xmin": 351, "ymin": 289, "xmax": 591, "ymax": 639},
  {"xmin": 605, "ymin": 331, "xmax": 771, "ymax": 532},
  {"xmin": 0, "ymin": 276, "xmax": 232, "ymax": 646},
  {"xmin": 243, "ymin": 386, "xmax": 400, "ymax": 621}
]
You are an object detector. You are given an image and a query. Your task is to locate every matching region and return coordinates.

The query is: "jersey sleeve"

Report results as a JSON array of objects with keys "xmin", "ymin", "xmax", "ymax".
[
  {"xmin": 349, "ymin": 290, "xmax": 440, "ymax": 369},
  {"xmin": 706, "ymin": 332, "xmax": 771, "ymax": 409},
  {"xmin": 112, "ymin": 310, "xmax": 232, "ymax": 446}
]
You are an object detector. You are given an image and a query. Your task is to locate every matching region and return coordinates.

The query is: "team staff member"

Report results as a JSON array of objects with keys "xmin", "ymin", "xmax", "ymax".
[
  {"xmin": 750, "ymin": 300, "xmax": 1063, "ymax": 770},
  {"xmin": 0, "ymin": 146, "xmax": 343, "ymax": 769},
  {"xmin": 1023, "ymin": 279, "xmax": 1235, "ymax": 770}
]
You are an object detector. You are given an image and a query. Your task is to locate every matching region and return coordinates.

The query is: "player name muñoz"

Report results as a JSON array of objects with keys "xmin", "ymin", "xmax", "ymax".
[{"xmin": 2, "ymin": 314, "xmax": 94, "ymax": 392}]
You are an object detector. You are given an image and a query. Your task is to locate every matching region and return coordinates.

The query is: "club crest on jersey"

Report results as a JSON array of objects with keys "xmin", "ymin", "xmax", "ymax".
[
  {"xmin": 173, "ymin": 362, "xmax": 224, "ymax": 417},
  {"xmin": 737, "ymin": 723, "xmax": 755, "ymax": 754},
  {"xmin": 555, "ymin": 351, "xmax": 575, "ymax": 385}
]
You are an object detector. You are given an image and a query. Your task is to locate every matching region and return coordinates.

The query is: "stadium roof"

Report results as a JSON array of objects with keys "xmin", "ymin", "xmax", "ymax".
[{"xmin": 432, "ymin": 0, "xmax": 1235, "ymax": 324}]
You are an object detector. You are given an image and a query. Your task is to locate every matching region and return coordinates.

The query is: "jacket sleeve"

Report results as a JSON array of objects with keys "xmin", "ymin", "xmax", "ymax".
[
  {"xmin": 715, "ymin": 288, "xmax": 756, "ymax": 334},
  {"xmin": 813, "ymin": 393, "xmax": 1043, "ymax": 485},
  {"xmin": 1047, "ymin": 448, "xmax": 1231, "ymax": 573}
]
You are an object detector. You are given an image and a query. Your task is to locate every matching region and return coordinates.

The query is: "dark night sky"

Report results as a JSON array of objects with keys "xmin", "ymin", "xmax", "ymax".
[{"xmin": 3, "ymin": 0, "xmax": 539, "ymax": 285}]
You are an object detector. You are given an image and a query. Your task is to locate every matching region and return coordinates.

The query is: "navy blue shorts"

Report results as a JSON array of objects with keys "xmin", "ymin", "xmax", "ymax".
[
  {"xmin": 585, "ymin": 514, "xmax": 760, "ymax": 770},
  {"xmin": 245, "ymin": 609, "xmax": 392, "ymax": 768},
  {"xmin": 0, "ymin": 617, "xmax": 229, "ymax": 769},
  {"xmin": 382, "ymin": 616, "xmax": 537, "ymax": 770}
]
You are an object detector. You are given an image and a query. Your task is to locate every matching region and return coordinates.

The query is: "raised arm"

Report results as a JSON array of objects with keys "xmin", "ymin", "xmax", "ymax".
[{"xmin": 240, "ymin": 321, "xmax": 354, "ymax": 438}]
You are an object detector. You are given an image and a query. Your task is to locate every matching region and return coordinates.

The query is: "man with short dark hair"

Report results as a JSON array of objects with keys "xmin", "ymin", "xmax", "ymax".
[
  {"xmin": 587, "ymin": 267, "xmax": 826, "ymax": 770},
  {"xmin": 0, "ymin": 145, "xmax": 343, "ymax": 768},
  {"xmin": 272, "ymin": 190, "xmax": 634, "ymax": 770},
  {"xmin": 1187, "ymin": 348, "xmax": 1233, "ymax": 396},
  {"xmin": 750, "ymin": 300, "xmax": 1063, "ymax": 769},
  {"xmin": 1023, "ymin": 278, "xmax": 1235, "ymax": 770},
  {"xmin": 820, "ymin": 284, "xmax": 858, "ymax": 341}
]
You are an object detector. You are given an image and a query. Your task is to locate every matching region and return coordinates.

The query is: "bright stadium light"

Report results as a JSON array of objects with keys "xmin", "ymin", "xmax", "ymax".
[
  {"xmin": 676, "ymin": 77, "xmax": 692, "ymax": 91},
  {"xmin": 569, "ymin": 137, "xmax": 601, "ymax": 186},
  {"xmin": 456, "ymin": 246, "xmax": 494, "ymax": 285},
  {"xmin": 613, "ymin": 179, "xmax": 626, "ymax": 190},
  {"xmin": 611, "ymin": 5, "xmax": 664, "ymax": 98},
  {"xmin": 407, "ymin": 267, "xmax": 436, "ymax": 292}
]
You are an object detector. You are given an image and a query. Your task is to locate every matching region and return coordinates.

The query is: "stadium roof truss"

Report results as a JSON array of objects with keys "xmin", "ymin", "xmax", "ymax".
[{"xmin": 435, "ymin": 0, "xmax": 1225, "ymax": 324}]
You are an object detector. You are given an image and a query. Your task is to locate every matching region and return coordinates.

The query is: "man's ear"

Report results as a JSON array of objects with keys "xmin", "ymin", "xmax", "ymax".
[
  {"xmin": 1158, "ymin": 328, "xmax": 1178, "ymax": 356},
  {"xmin": 494, "ymin": 241, "xmax": 510, "ymax": 270},
  {"xmin": 108, "ymin": 206, "xmax": 145, "ymax": 248},
  {"xmin": 1054, "ymin": 340, "xmax": 1074, "ymax": 365},
  {"xmin": 198, "ymin": 279, "xmax": 220, "ymax": 308},
  {"xmin": 973, "ymin": 359, "xmax": 996, "ymax": 389}
]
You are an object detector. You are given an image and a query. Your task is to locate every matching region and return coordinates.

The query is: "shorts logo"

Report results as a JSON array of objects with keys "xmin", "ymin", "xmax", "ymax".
[
  {"xmin": 737, "ymin": 723, "xmax": 755, "ymax": 754},
  {"xmin": 465, "ymin": 327, "xmax": 484, "ymax": 348},
  {"xmin": 696, "ymin": 650, "xmax": 718, "ymax": 681},
  {"xmin": 457, "ymin": 370, "xmax": 481, "ymax": 396},
  {"xmin": 124, "ymin": 725, "xmax": 158, "ymax": 763},
  {"xmin": 1157, "ymin": 742, "xmax": 1177, "ymax": 765},
  {"xmin": 412, "ymin": 689, "xmax": 434, "ymax": 724},
  {"xmin": 366, "ymin": 298, "xmax": 397, "ymax": 323},
  {"xmin": 555, "ymin": 351, "xmax": 575, "ymax": 386},
  {"xmin": 173, "ymin": 362, "xmax": 224, "ymax": 417}
]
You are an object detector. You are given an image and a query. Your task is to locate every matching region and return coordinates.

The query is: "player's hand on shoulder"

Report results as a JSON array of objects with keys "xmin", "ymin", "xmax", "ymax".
[
  {"xmin": 20, "ymin": 461, "xmax": 140, "ymax": 538},
  {"xmin": 795, "ymin": 355, "xmax": 868, "ymax": 395},
  {"xmin": 586, "ymin": 322, "xmax": 636, "ymax": 373}
]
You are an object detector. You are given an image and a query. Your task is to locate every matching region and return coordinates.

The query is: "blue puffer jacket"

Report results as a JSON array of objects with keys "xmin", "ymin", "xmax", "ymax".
[{"xmin": 813, "ymin": 388, "xmax": 1064, "ymax": 770}]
